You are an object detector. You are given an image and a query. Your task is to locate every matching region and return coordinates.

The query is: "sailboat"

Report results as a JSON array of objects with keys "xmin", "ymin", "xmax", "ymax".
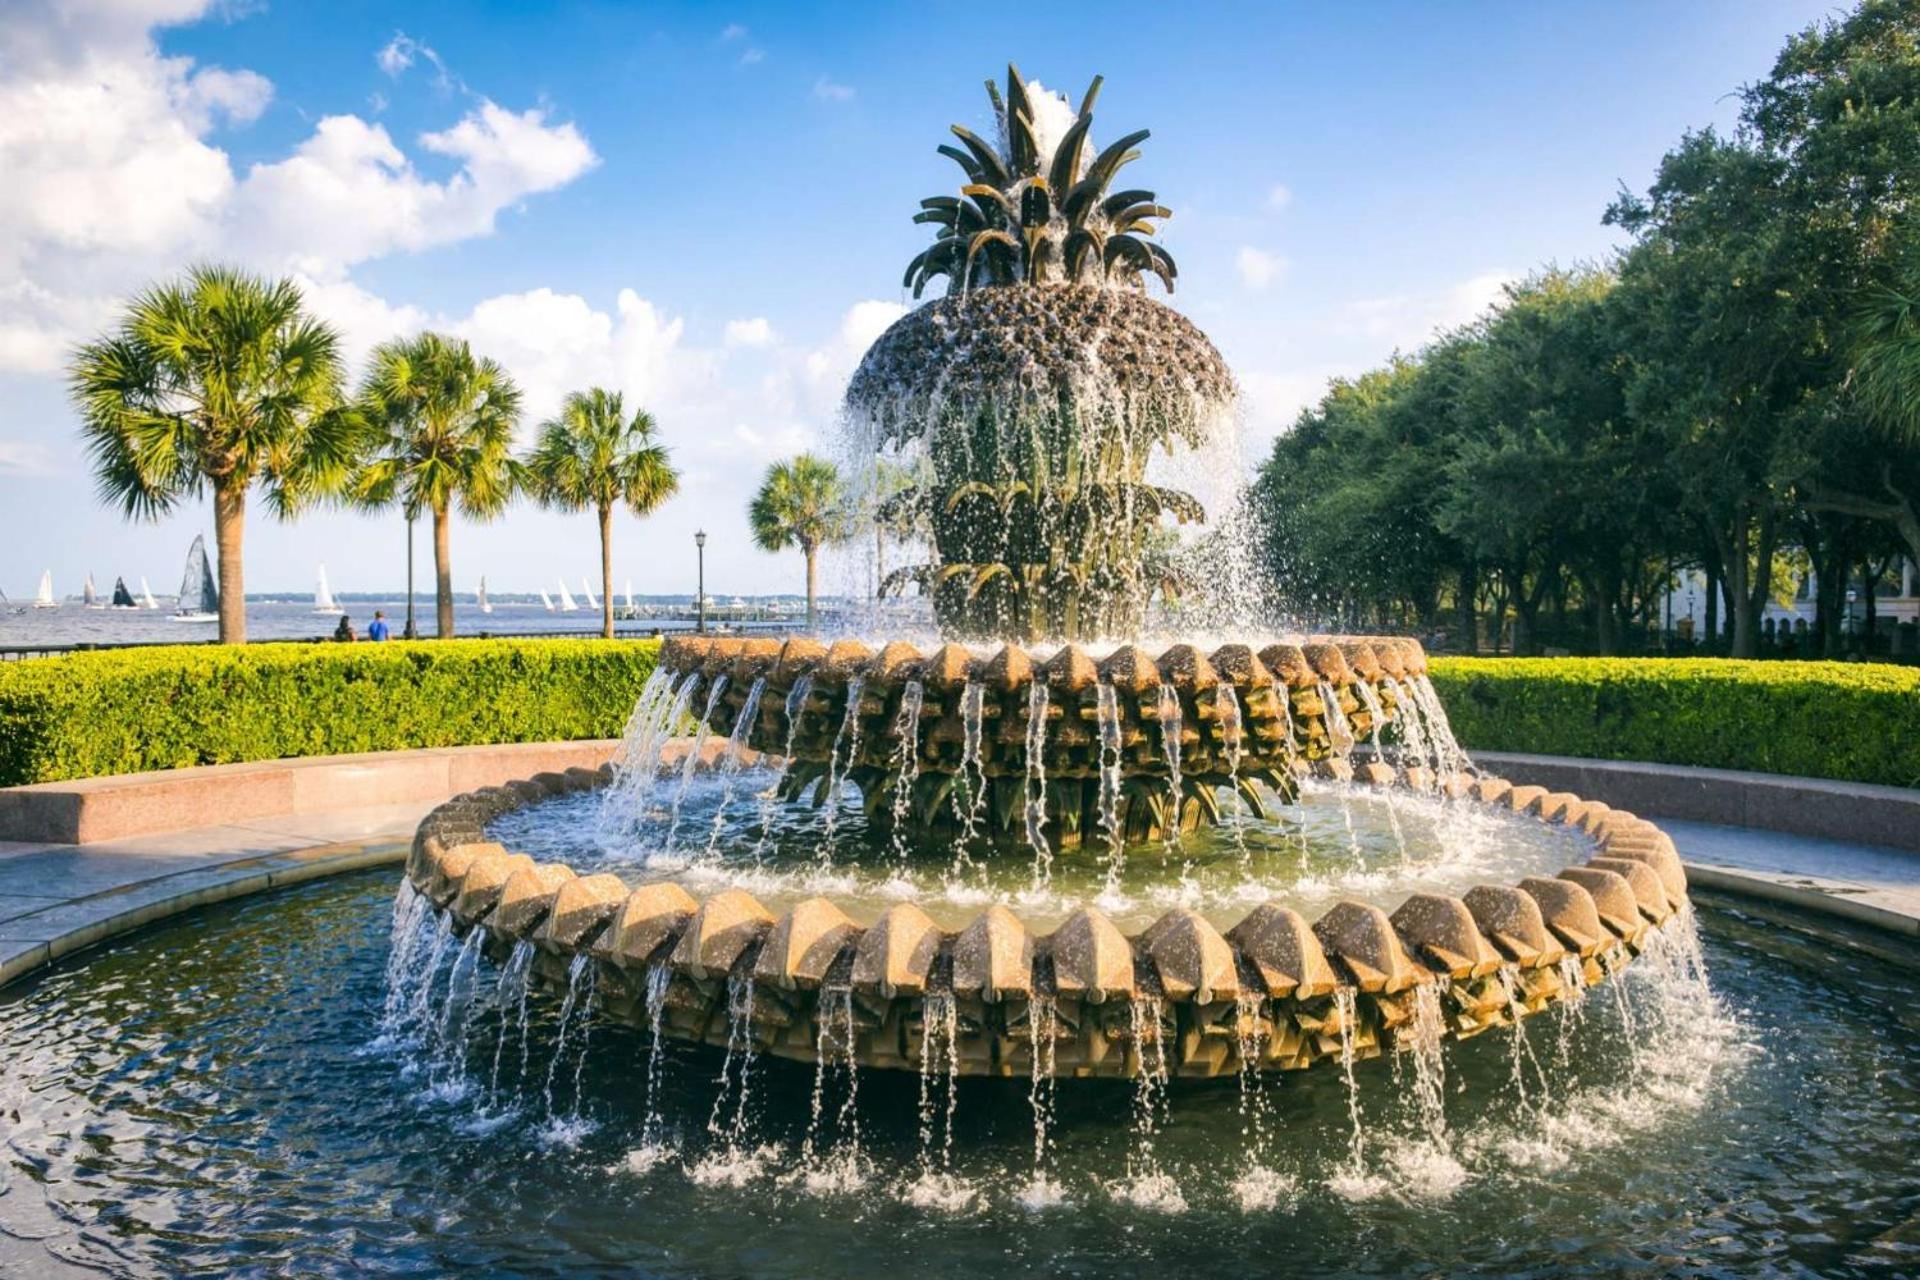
[
  {"xmin": 110, "ymin": 576, "xmax": 138, "ymax": 609},
  {"xmin": 33, "ymin": 570, "xmax": 56, "ymax": 608},
  {"xmin": 581, "ymin": 577, "xmax": 600, "ymax": 611},
  {"xmin": 82, "ymin": 573, "xmax": 103, "ymax": 608},
  {"xmin": 139, "ymin": 576, "xmax": 159, "ymax": 609},
  {"xmin": 169, "ymin": 535, "xmax": 219, "ymax": 623},
  {"xmin": 312, "ymin": 564, "xmax": 343, "ymax": 615},
  {"xmin": 477, "ymin": 577, "xmax": 493, "ymax": 614},
  {"xmin": 624, "ymin": 579, "xmax": 637, "ymax": 612},
  {"xmin": 539, "ymin": 586, "xmax": 555, "ymax": 612},
  {"xmin": 557, "ymin": 579, "xmax": 579, "ymax": 612}
]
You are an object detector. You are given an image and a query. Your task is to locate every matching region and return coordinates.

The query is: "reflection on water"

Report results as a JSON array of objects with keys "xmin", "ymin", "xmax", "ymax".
[{"xmin": 1, "ymin": 872, "xmax": 1916, "ymax": 1277}]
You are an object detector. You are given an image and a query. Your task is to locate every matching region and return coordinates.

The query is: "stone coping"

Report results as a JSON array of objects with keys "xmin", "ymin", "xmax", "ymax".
[
  {"xmin": 405, "ymin": 763, "xmax": 1691, "ymax": 1079},
  {"xmin": 0, "ymin": 740, "xmax": 620, "ymax": 846},
  {"xmin": 1477, "ymin": 752, "xmax": 1920, "ymax": 855},
  {"xmin": 1, "ymin": 834, "xmax": 408, "ymax": 989}
]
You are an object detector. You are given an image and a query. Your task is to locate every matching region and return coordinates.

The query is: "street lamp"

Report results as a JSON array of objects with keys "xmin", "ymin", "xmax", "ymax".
[
  {"xmin": 403, "ymin": 512, "xmax": 418, "ymax": 640},
  {"xmin": 695, "ymin": 529, "xmax": 707, "ymax": 635}
]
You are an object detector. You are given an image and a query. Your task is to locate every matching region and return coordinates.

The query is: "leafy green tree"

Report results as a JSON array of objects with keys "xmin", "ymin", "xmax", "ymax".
[
  {"xmin": 70, "ymin": 265, "xmax": 356, "ymax": 644},
  {"xmin": 525, "ymin": 389, "xmax": 680, "ymax": 638},
  {"xmin": 749, "ymin": 454, "xmax": 850, "ymax": 629},
  {"xmin": 352, "ymin": 332, "xmax": 522, "ymax": 638},
  {"xmin": 1812, "ymin": 245, "xmax": 1920, "ymax": 566}
]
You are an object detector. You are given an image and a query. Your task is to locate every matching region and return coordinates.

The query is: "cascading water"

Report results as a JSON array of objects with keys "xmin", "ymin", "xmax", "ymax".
[
  {"xmin": 1114, "ymin": 996, "xmax": 1183, "ymax": 1210},
  {"xmin": 665, "ymin": 676, "xmax": 729, "ymax": 848},
  {"xmin": 1024, "ymin": 680, "xmax": 1052, "ymax": 886},
  {"xmin": 1024, "ymin": 995, "xmax": 1061, "ymax": 1205},
  {"xmin": 540, "ymin": 953, "xmax": 598, "ymax": 1135},
  {"xmin": 817, "ymin": 676, "xmax": 867, "ymax": 863},
  {"xmin": 888, "ymin": 679, "xmax": 925, "ymax": 863},
  {"xmin": 1095, "ymin": 681, "xmax": 1124, "ymax": 890},
  {"xmin": 954, "ymin": 682, "xmax": 988, "ymax": 855},
  {"xmin": 704, "ymin": 676, "xmax": 766, "ymax": 860},
  {"xmin": 1155, "ymin": 684, "xmax": 1185, "ymax": 858},
  {"xmin": 756, "ymin": 675, "xmax": 814, "ymax": 859}
]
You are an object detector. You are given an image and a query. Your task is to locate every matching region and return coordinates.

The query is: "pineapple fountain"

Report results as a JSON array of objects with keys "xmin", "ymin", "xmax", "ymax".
[{"xmin": 392, "ymin": 68, "xmax": 1697, "ymax": 1184}]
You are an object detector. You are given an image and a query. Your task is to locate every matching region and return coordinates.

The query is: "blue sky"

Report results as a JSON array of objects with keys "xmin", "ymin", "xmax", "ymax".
[{"xmin": 0, "ymin": 0, "xmax": 1836, "ymax": 599}]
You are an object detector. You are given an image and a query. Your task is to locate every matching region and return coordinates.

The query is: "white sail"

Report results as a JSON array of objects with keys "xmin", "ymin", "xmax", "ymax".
[
  {"xmin": 312, "ymin": 563, "xmax": 342, "ymax": 614},
  {"xmin": 540, "ymin": 587, "xmax": 554, "ymax": 611},
  {"xmin": 139, "ymin": 576, "xmax": 159, "ymax": 609},
  {"xmin": 82, "ymin": 573, "xmax": 99, "ymax": 607},
  {"xmin": 33, "ymin": 570, "xmax": 55, "ymax": 608},
  {"xmin": 477, "ymin": 576, "xmax": 492, "ymax": 613},
  {"xmin": 624, "ymin": 579, "xmax": 636, "ymax": 610},
  {"xmin": 169, "ymin": 535, "xmax": 218, "ymax": 622},
  {"xmin": 581, "ymin": 577, "xmax": 599, "ymax": 610},
  {"xmin": 557, "ymin": 579, "xmax": 578, "ymax": 611}
]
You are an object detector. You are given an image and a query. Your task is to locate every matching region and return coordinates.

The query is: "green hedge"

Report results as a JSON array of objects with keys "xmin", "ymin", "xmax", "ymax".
[
  {"xmin": 1428, "ymin": 656, "xmax": 1920, "ymax": 790},
  {"xmin": 0, "ymin": 638, "xmax": 660, "ymax": 786}
]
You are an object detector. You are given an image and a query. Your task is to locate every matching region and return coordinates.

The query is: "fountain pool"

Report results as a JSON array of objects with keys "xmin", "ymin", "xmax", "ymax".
[{"xmin": 1, "ymin": 871, "xmax": 1915, "ymax": 1277}]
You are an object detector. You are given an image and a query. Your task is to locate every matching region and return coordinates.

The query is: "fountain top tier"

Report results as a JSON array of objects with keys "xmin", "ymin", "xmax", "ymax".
[{"xmin": 842, "ymin": 68, "xmax": 1239, "ymax": 642}]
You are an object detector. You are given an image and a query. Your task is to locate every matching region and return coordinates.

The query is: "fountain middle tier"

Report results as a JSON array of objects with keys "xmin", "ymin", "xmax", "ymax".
[{"xmin": 655, "ymin": 633, "xmax": 1433, "ymax": 847}]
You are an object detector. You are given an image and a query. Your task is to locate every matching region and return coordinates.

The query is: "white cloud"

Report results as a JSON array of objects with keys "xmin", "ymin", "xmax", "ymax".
[
  {"xmin": 719, "ymin": 22, "xmax": 747, "ymax": 41},
  {"xmin": 229, "ymin": 104, "xmax": 596, "ymax": 276},
  {"xmin": 451, "ymin": 287, "xmax": 698, "ymax": 431},
  {"xmin": 1265, "ymin": 183, "xmax": 1293, "ymax": 211},
  {"xmin": 0, "ymin": 3, "xmax": 598, "ymax": 373},
  {"xmin": 0, "ymin": 441, "xmax": 61, "ymax": 476},
  {"xmin": 1339, "ymin": 270, "xmax": 1515, "ymax": 351},
  {"xmin": 723, "ymin": 317, "xmax": 775, "ymax": 348},
  {"xmin": 1236, "ymin": 246, "xmax": 1285, "ymax": 291},
  {"xmin": 740, "ymin": 48, "xmax": 766, "ymax": 66},
  {"xmin": 375, "ymin": 32, "xmax": 452, "ymax": 89},
  {"xmin": 376, "ymin": 33, "xmax": 416, "ymax": 76},
  {"xmin": 812, "ymin": 77, "xmax": 855, "ymax": 102}
]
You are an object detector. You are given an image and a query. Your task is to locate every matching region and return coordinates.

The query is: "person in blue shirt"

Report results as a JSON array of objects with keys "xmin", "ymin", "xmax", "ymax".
[{"xmin": 367, "ymin": 610, "xmax": 391, "ymax": 642}]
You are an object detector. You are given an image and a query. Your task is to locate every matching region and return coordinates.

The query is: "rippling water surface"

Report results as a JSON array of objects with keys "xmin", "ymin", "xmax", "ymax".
[{"xmin": 3, "ymin": 871, "xmax": 1918, "ymax": 1276}]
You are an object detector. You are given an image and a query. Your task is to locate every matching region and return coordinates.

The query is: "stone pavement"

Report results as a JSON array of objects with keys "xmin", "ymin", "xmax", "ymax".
[
  {"xmin": 1667, "ymin": 819, "xmax": 1920, "ymax": 939},
  {"xmin": 0, "ymin": 802, "xmax": 420, "ymax": 986}
]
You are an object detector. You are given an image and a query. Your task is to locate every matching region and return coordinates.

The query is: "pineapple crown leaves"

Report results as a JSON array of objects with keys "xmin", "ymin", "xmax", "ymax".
[{"xmin": 903, "ymin": 64, "xmax": 1178, "ymax": 299}]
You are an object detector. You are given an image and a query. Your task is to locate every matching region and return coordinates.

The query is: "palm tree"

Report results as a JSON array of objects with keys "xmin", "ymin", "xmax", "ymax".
[
  {"xmin": 749, "ymin": 454, "xmax": 850, "ymax": 630},
  {"xmin": 1838, "ymin": 254, "xmax": 1920, "ymax": 565},
  {"xmin": 69, "ymin": 265, "xmax": 355, "ymax": 643},
  {"xmin": 1852, "ymin": 262, "xmax": 1920, "ymax": 445},
  {"xmin": 524, "ymin": 389, "xmax": 680, "ymax": 637},
  {"xmin": 352, "ymin": 332, "xmax": 521, "ymax": 638}
]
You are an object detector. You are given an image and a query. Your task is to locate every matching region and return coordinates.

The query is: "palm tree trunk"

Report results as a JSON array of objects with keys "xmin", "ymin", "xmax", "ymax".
[
  {"xmin": 433, "ymin": 502, "xmax": 454, "ymax": 638},
  {"xmin": 804, "ymin": 544, "xmax": 818, "ymax": 632},
  {"xmin": 599, "ymin": 501, "xmax": 614, "ymax": 640},
  {"xmin": 213, "ymin": 476, "xmax": 246, "ymax": 645}
]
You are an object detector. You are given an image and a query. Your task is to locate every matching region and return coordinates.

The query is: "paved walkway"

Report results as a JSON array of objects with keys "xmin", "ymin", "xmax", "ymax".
[
  {"xmin": 0, "ymin": 802, "xmax": 421, "ymax": 986},
  {"xmin": 1666, "ymin": 819, "xmax": 1920, "ymax": 938},
  {"xmin": 0, "ymin": 795, "xmax": 1914, "ymax": 990}
]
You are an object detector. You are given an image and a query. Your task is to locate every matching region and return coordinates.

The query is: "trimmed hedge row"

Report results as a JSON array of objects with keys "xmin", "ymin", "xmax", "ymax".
[
  {"xmin": 1428, "ymin": 656, "xmax": 1920, "ymax": 790},
  {"xmin": 0, "ymin": 639, "xmax": 660, "ymax": 786},
  {"xmin": 3, "ymin": 643, "xmax": 1913, "ymax": 790}
]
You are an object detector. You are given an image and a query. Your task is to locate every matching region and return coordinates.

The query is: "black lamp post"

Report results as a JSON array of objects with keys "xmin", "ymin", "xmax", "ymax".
[
  {"xmin": 695, "ymin": 529, "xmax": 707, "ymax": 635},
  {"xmin": 403, "ymin": 512, "xmax": 418, "ymax": 640}
]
